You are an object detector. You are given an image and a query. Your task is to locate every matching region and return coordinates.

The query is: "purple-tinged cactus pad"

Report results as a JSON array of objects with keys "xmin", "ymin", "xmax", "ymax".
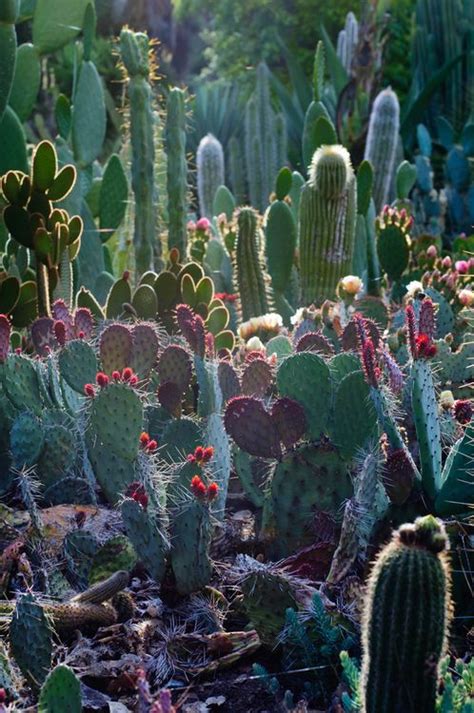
[
  {"xmin": 0, "ymin": 314, "xmax": 11, "ymax": 362},
  {"xmin": 295, "ymin": 331, "xmax": 335, "ymax": 356},
  {"xmin": 271, "ymin": 397, "xmax": 306, "ymax": 448},
  {"xmin": 158, "ymin": 344, "xmax": 192, "ymax": 393},
  {"xmin": 130, "ymin": 324, "xmax": 159, "ymax": 378},
  {"xmin": 52, "ymin": 299, "xmax": 74, "ymax": 340},
  {"xmin": 100, "ymin": 323, "xmax": 133, "ymax": 374},
  {"xmin": 218, "ymin": 360, "xmax": 241, "ymax": 402},
  {"xmin": 342, "ymin": 317, "xmax": 380, "ymax": 352},
  {"xmin": 74, "ymin": 307, "xmax": 94, "ymax": 339},
  {"xmin": 241, "ymin": 358, "xmax": 273, "ymax": 397},
  {"xmin": 158, "ymin": 381, "xmax": 183, "ymax": 418},
  {"xmin": 224, "ymin": 396, "xmax": 282, "ymax": 459},
  {"xmin": 30, "ymin": 317, "xmax": 56, "ymax": 356}
]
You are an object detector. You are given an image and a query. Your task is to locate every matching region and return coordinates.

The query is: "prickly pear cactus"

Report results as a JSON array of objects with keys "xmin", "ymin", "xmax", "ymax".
[
  {"xmin": 38, "ymin": 665, "xmax": 82, "ymax": 713},
  {"xmin": 10, "ymin": 593, "xmax": 53, "ymax": 686}
]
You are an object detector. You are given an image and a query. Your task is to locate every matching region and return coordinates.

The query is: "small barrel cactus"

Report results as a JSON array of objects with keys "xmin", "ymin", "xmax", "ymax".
[{"xmin": 361, "ymin": 515, "xmax": 452, "ymax": 713}]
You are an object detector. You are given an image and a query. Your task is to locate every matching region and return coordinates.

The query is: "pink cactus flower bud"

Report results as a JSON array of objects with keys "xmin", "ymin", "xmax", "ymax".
[
  {"xmin": 196, "ymin": 217, "xmax": 211, "ymax": 231},
  {"xmin": 455, "ymin": 260, "xmax": 469, "ymax": 274},
  {"xmin": 426, "ymin": 245, "xmax": 437, "ymax": 259},
  {"xmin": 441, "ymin": 256, "xmax": 452, "ymax": 269}
]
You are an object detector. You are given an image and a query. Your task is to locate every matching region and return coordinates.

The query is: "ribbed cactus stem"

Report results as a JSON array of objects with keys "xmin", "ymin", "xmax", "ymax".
[
  {"xmin": 120, "ymin": 29, "xmax": 159, "ymax": 276},
  {"xmin": 228, "ymin": 135, "xmax": 246, "ymax": 204},
  {"xmin": 53, "ymin": 250, "xmax": 73, "ymax": 307},
  {"xmin": 364, "ymin": 88, "xmax": 400, "ymax": 211},
  {"xmin": 337, "ymin": 12, "xmax": 359, "ymax": 73},
  {"xmin": 36, "ymin": 263, "xmax": 51, "ymax": 318},
  {"xmin": 361, "ymin": 515, "xmax": 452, "ymax": 713},
  {"xmin": 244, "ymin": 62, "xmax": 281, "ymax": 211},
  {"xmin": 196, "ymin": 133, "xmax": 225, "ymax": 218},
  {"xmin": 236, "ymin": 208, "xmax": 269, "ymax": 321},
  {"xmin": 299, "ymin": 145, "xmax": 357, "ymax": 305},
  {"xmin": 166, "ymin": 87, "xmax": 188, "ymax": 258}
]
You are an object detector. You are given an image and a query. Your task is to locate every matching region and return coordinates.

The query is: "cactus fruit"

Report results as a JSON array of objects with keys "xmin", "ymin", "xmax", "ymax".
[
  {"xmin": 364, "ymin": 88, "xmax": 400, "ymax": 211},
  {"xmin": 360, "ymin": 516, "xmax": 452, "ymax": 713},
  {"xmin": 120, "ymin": 29, "xmax": 159, "ymax": 274},
  {"xmin": 197, "ymin": 134, "xmax": 225, "ymax": 218},
  {"xmin": 299, "ymin": 145, "xmax": 357, "ymax": 305},
  {"xmin": 38, "ymin": 665, "xmax": 82, "ymax": 713}
]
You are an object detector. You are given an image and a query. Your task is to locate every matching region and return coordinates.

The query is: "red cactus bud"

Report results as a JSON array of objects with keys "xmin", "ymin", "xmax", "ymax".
[
  {"xmin": 415, "ymin": 333, "xmax": 437, "ymax": 359},
  {"xmin": 194, "ymin": 446, "xmax": 204, "ymax": 462},
  {"xmin": 453, "ymin": 399, "xmax": 473, "ymax": 425},
  {"xmin": 140, "ymin": 432, "xmax": 150, "ymax": 446},
  {"xmin": 126, "ymin": 482, "xmax": 148, "ymax": 509},
  {"xmin": 0, "ymin": 688, "xmax": 5, "ymax": 703},
  {"xmin": 202, "ymin": 446, "xmax": 214, "ymax": 463},
  {"xmin": 15, "ymin": 347, "xmax": 22, "ymax": 355},
  {"xmin": 78, "ymin": 331, "xmax": 85, "ymax": 339},
  {"xmin": 84, "ymin": 383, "xmax": 95, "ymax": 397},
  {"xmin": 129, "ymin": 374, "xmax": 139, "ymax": 385},
  {"xmin": 361, "ymin": 339, "xmax": 380, "ymax": 388},
  {"xmin": 353, "ymin": 313, "xmax": 368, "ymax": 348},
  {"xmin": 405, "ymin": 304, "xmax": 418, "ymax": 359},
  {"xmin": 53, "ymin": 320, "xmax": 67, "ymax": 347},
  {"xmin": 96, "ymin": 371, "xmax": 110, "ymax": 388},
  {"xmin": 123, "ymin": 270, "xmax": 130, "ymax": 281},
  {"xmin": 146, "ymin": 439, "xmax": 158, "ymax": 453},
  {"xmin": 245, "ymin": 350, "xmax": 266, "ymax": 363},
  {"xmin": 122, "ymin": 367, "xmax": 133, "ymax": 381},
  {"xmin": 207, "ymin": 482, "xmax": 218, "ymax": 500},
  {"xmin": 190, "ymin": 474, "xmax": 207, "ymax": 498},
  {"xmin": 187, "ymin": 454, "xmax": 196, "ymax": 463},
  {"xmin": 112, "ymin": 370, "xmax": 121, "ymax": 381}
]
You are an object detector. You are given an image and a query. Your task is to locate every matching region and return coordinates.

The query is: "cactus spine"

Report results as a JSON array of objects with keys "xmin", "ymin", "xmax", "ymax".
[
  {"xmin": 235, "ymin": 208, "xmax": 270, "ymax": 321},
  {"xmin": 166, "ymin": 87, "xmax": 188, "ymax": 258},
  {"xmin": 361, "ymin": 516, "xmax": 452, "ymax": 713},
  {"xmin": 120, "ymin": 29, "xmax": 159, "ymax": 275},
  {"xmin": 299, "ymin": 145, "xmax": 357, "ymax": 305},
  {"xmin": 364, "ymin": 88, "xmax": 400, "ymax": 212},
  {"xmin": 196, "ymin": 133, "xmax": 224, "ymax": 218}
]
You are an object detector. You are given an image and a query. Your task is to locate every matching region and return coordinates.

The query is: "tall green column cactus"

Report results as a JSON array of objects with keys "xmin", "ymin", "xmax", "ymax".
[
  {"xmin": 302, "ymin": 41, "xmax": 334, "ymax": 171},
  {"xmin": 364, "ymin": 88, "xmax": 400, "ymax": 211},
  {"xmin": 120, "ymin": 29, "xmax": 159, "ymax": 275},
  {"xmin": 0, "ymin": 0, "xmax": 18, "ymax": 121},
  {"xmin": 361, "ymin": 516, "xmax": 452, "ymax": 713},
  {"xmin": 244, "ymin": 62, "xmax": 285, "ymax": 211},
  {"xmin": 235, "ymin": 207, "xmax": 270, "ymax": 321},
  {"xmin": 228, "ymin": 135, "xmax": 246, "ymax": 204},
  {"xmin": 166, "ymin": 87, "xmax": 188, "ymax": 258},
  {"xmin": 299, "ymin": 145, "xmax": 357, "ymax": 305},
  {"xmin": 196, "ymin": 133, "xmax": 224, "ymax": 219}
]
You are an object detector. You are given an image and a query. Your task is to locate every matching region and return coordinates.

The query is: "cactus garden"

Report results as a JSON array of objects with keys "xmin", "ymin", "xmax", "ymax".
[{"xmin": 0, "ymin": 0, "xmax": 473, "ymax": 710}]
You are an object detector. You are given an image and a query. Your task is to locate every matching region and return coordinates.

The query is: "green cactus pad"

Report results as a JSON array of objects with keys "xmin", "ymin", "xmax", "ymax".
[
  {"xmin": 88, "ymin": 440, "xmax": 137, "ymax": 504},
  {"xmin": 105, "ymin": 275, "xmax": 132, "ymax": 319},
  {"xmin": 43, "ymin": 476, "xmax": 93, "ymax": 506},
  {"xmin": 10, "ymin": 411, "xmax": 44, "ymax": 467},
  {"xmin": 58, "ymin": 339, "xmax": 98, "ymax": 393},
  {"xmin": 63, "ymin": 529, "xmax": 99, "ymax": 588},
  {"xmin": 330, "ymin": 370, "xmax": 378, "ymax": 459},
  {"xmin": 89, "ymin": 536, "xmax": 137, "ymax": 585},
  {"xmin": 10, "ymin": 593, "xmax": 52, "ymax": 686},
  {"xmin": 411, "ymin": 360, "xmax": 442, "ymax": 499},
  {"xmin": 269, "ymin": 444, "xmax": 352, "ymax": 556},
  {"xmin": 99, "ymin": 154, "xmax": 128, "ymax": 239},
  {"xmin": 436, "ymin": 424, "xmax": 474, "ymax": 516},
  {"xmin": 9, "ymin": 43, "xmax": 41, "ymax": 122},
  {"xmin": 265, "ymin": 200, "xmax": 297, "ymax": 293},
  {"xmin": 2, "ymin": 353, "xmax": 43, "ymax": 414},
  {"xmin": 158, "ymin": 345, "xmax": 193, "ymax": 393},
  {"xmin": 89, "ymin": 382, "xmax": 143, "ymax": 461},
  {"xmin": 161, "ymin": 417, "xmax": 202, "ymax": 463},
  {"xmin": 170, "ymin": 500, "xmax": 212, "ymax": 595},
  {"xmin": 72, "ymin": 61, "xmax": 106, "ymax": 168},
  {"xmin": 241, "ymin": 358, "xmax": 273, "ymax": 397},
  {"xmin": 277, "ymin": 352, "xmax": 332, "ymax": 439},
  {"xmin": 38, "ymin": 425, "xmax": 77, "ymax": 488},
  {"xmin": 38, "ymin": 665, "xmax": 82, "ymax": 713},
  {"xmin": 329, "ymin": 352, "xmax": 361, "ymax": 381},
  {"xmin": 121, "ymin": 498, "xmax": 168, "ymax": 582}
]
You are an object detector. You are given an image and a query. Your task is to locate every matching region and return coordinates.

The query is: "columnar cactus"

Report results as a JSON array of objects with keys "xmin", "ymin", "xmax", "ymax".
[
  {"xmin": 299, "ymin": 145, "xmax": 357, "ymax": 305},
  {"xmin": 166, "ymin": 87, "xmax": 188, "ymax": 258},
  {"xmin": 361, "ymin": 516, "xmax": 452, "ymax": 713},
  {"xmin": 336, "ymin": 11, "xmax": 359, "ymax": 74},
  {"xmin": 235, "ymin": 208, "xmax": 270, "ymax": 320},
  {"xmin": 364, "ymin": 88, "xmax": 400, "ymax": 211},
  {"xmin": 120, "ymin": 29, "xmax": 159, "ymax": 274},
  {"xmin": 0, "ymin": 0, "xmax": 18, "ymax": 120},
  {"xmin": 244, "ymin": 62, "xmax": 285, "ymax": 211},
  {"xmin": 196, "ymin": 133, "xmax": 225, "ymax": 219}
]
